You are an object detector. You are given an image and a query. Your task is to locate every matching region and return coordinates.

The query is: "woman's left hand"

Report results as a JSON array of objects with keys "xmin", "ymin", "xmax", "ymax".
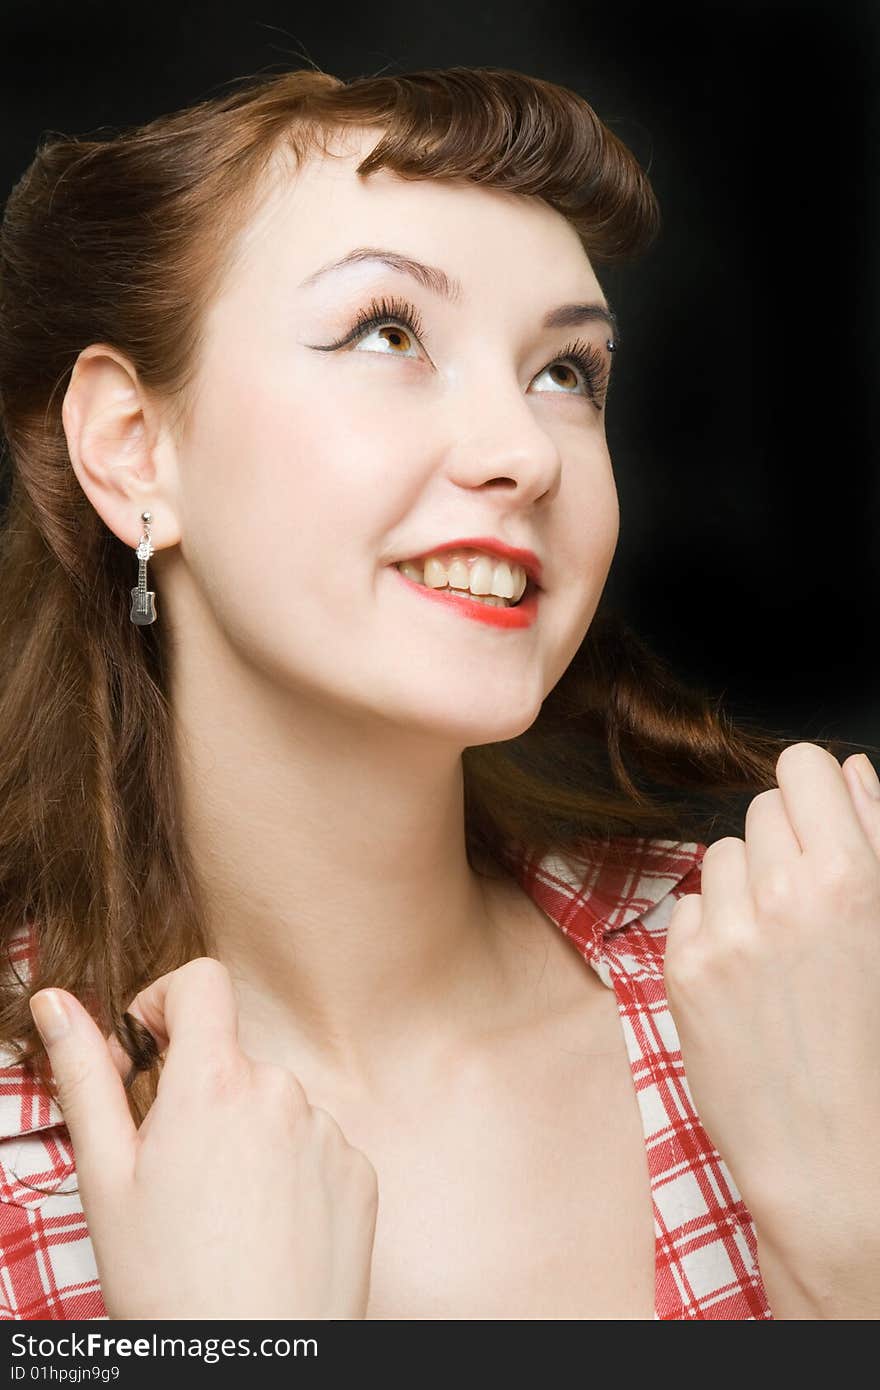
[{"xmin": 663, "ymin": 741, "xmax": 880, "ymax": 1299}]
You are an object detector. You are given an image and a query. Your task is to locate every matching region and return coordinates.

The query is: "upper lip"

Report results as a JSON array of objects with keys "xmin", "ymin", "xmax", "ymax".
[{"xmin": 397, "ymin": 536, "xmax": 544, "ymax": 589}]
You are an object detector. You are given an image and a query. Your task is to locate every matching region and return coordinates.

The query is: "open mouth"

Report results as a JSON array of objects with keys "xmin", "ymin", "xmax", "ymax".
[
  {"xmin": 389, "ymin": 562, "xmax": 541, "ymax": 629},
  {"xmin": 391, "ymin": 562, "xmax": 539, "ymax": 609}
]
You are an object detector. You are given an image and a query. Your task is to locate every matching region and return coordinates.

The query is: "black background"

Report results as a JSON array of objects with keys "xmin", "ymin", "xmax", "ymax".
[{"xmin": 2, "ymin": 0, "xmax": 877, "ymax": 756}]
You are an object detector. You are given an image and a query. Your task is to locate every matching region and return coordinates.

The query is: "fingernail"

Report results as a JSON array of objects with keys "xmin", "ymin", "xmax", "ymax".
[
  {"xmin": 30, "ymin": 990, "xmax": 71, "ymax": 1044},
  {"xmin": 856, "ymin": 754, "xmax": 880, "ymax": 800}
]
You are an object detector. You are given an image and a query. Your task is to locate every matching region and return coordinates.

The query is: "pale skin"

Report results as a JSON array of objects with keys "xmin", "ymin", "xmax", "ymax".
[{"xmin": 48, "ymin": 124, "xmax": 879, "ymax": 1318}]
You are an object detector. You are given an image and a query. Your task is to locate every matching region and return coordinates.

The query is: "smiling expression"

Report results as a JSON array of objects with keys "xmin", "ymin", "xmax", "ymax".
[{"xmin": 168, "ymin": 125, "xmax": 621, "ymax": 745}]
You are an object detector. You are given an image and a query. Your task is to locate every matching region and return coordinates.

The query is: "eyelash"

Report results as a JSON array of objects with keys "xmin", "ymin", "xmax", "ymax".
[{"xmin": 325, "ymin": 293, "xmax": 613, "ymax": 409}]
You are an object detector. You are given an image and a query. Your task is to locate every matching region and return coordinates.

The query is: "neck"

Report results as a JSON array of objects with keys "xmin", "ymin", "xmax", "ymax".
[{"xmin": 169, "ymin": 629, "xmax": 518, "ymax": 1098}]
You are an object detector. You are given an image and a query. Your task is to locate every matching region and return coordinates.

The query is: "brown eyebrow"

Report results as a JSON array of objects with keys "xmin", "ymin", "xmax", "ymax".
[{"xmin": 298, "ymin": 246, "xmax": 621, "ymax": 340}]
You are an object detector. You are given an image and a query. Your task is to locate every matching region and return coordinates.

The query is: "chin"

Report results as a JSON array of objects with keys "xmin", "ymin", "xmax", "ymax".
[{"xmin": 454, "ymin": 702, "xmax": 544, "ymax": 747}]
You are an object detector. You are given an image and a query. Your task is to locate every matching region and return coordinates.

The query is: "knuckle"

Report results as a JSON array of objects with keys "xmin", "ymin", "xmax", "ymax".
[
  {"xmin": 817, "ymin": 849, "xmax": 858, "ymax": 899},
  {"xmin": 335, "ymin": 1139, "xmax": 379, "ymax": 1204},
  {"xmin": 251, "ymin": 1061, "xmax": 308, "ymax": 1109},
  {"xmin": 714, "ymin": 929, "xmax": 759, "ymax": 972},
  {"xmin": 849, "ymin": 877, "xmax": 880, "ymax": 922},
  {"xmin": 308, "ymin": 1103, "xmax": 345, "ymax": 1138},
  {"xmin": 663, "ymin": 937, "xmax": 705, "ymax": 996},
  {"xmin": 825, "ymin": 860, "xmax": 879, "ymax": 917},
  {"xmin": 350, "ymin": 1147, "xmax": 379, "ymax": 1195},
  {"xmin": 180, "ymin": 956, "xmax": 232, "ymax": 986},
  {"xmin": 669, "ymin": 890, "xmax": 700, "ymax": 915},
  {"xmin": 195, "ymin": 1049, "xmax": 248, "ymax": 1101},
  {"xmin": 752, "ymin": 864, "xmax": 797, "ymax": 919}
]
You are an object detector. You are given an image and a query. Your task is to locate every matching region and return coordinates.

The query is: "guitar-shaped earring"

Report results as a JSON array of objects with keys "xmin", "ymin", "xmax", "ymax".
[{"xmin": 129, "ymin": 510, "xmax": 157, "ymax": 625}]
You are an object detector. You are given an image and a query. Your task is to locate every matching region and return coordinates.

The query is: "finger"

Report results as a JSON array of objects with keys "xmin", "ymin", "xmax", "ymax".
[
  {"xmin": 29, "ymin": 988, "xmax": 138, "ymax": 1201},
  {"xmin": 663, "ymin": 891, "xmax": 704, "ymax": 1000},
  {"xmin": 104, "ymin": 975, "xmax": 177, "ymax": 1084},
  {"xmin": 135, "ymin": 957, "xmax": 243, "ymax": 1089},
  {"xmin": 693, "ymin": 835, "xmax": 751, "ymax": 942},
  {"xmin": 106, "ymin": 1030, "xmax": 145, "ymax": 1084},
  {"xmin": 664, "ymin": 888, "xmax": 702, "ymax": 952},
  {"xmin": 105, "ymin": 1012, "xmax": 164, "ymax": 1088},
  {"xmin": 775, "ymin": 742, "xmax": 876, "ymax": 864},
  {"xmin": 103, "ymin": 958, "xmax": 242, "ymax": 1089},
  {"xmin": 744, "ymin": 786, "xmax": 801, "ymax": 881},
  {"xmin": 841, "ymin": 753, "xmax": 880, "ymax": 862}
]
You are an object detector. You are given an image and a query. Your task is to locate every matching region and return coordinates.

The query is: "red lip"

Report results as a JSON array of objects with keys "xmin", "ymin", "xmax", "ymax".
[{"xmin": 402, "ymin": 536, "xmax": 543, "ymax": 588}]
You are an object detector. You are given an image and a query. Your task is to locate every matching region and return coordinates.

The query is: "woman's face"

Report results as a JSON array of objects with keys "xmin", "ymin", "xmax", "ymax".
[{"xmin": 168, "ymin": 127, "xmax": 620, "ymax": 745}]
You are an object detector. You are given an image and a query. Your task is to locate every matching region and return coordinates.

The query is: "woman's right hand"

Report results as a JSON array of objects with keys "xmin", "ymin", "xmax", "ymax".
[{"xmin": 28, "ymin": 957, "xmax": 379, "ymax": 1320}]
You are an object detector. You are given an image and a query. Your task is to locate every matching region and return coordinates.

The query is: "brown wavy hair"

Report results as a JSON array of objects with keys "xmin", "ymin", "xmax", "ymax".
[{"xmin": 0, "ymin": 63, "xmax": 869, "ymax": 1143}]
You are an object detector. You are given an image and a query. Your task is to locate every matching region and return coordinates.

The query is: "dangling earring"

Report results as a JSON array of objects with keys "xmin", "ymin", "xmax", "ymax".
[{"xmin": 129, "ymin": 510, "xmax": 157, "ymax": 625}]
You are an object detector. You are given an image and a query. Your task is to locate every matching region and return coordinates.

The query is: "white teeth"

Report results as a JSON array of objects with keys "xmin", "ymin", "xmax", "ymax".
[
  {"xmin": 447, "ymin": 590, "xmax": 509, "ymax": 607},
  {"xmin": 424, "ymin": 556, "xmax": 451, "ymax": 589},
  {"xmin": 399, "ymin": 550, "xmax": 529, "ymax": 603},
  {"xmin": 469, "ymin": 556, "xmax": 496, "ymax": 595},
  {"xmin": 446, "ymin": 558, "xmax": 470, "ymax": 590}
]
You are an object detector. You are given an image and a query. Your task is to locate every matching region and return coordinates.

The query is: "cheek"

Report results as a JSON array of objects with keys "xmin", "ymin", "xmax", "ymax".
[
  {"xmin": 539, "ymin": 467, "xmax": 619, "ymax": 687},
  {"xmin": 584, "ymin": 474, "xmax": 620, "ymax": 592},
  {"xmin": 176, "ymin": 354, "xmax": 427, "ymax": 685},
  {"xmin": 560, "ymin": 454, "xmax": 619, "ymax": 599},
  {"xmin": 184, "ymin": 351, "xmax": 401, "ymax": 579}
]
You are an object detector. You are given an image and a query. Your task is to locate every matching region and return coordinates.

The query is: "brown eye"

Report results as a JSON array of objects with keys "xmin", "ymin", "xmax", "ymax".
[
  {"xmin": 532, "ymin": 341, "xmax": 611, "ymax": 410},
  {"xmin": 541, "ymin": 363, "xmax": 581, "ymax": 393},
  {"xmin": 325, "ymin": 293, "xmax": 427, "ymax": 359},
  {"xmin": 354, "ymin": 322, "xmax": 418, "ymax": 356}
]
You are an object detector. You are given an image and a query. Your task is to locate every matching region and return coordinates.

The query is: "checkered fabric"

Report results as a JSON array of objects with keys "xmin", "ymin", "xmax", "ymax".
[{"xmin": 0, "ymin": 835, "xmax": 773, "ymax": 1320}]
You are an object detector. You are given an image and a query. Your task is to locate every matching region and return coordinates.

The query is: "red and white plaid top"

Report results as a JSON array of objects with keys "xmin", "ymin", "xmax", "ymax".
[{"xmin": 0, "ymin": 835, "xmax": 773, "ymax": 1320}]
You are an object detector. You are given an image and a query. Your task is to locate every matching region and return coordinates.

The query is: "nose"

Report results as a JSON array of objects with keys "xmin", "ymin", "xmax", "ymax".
[{"xmin": 443, "ymin": 389, "xmax": 563, "ymax": 505}]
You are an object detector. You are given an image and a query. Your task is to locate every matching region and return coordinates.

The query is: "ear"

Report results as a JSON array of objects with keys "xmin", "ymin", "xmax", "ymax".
[{"xmin": 61, "ymin": 344, "xmax": 182, "ymax": 554}]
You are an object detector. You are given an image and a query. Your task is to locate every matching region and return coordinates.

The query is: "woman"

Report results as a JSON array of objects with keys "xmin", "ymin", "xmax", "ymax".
[{"xmin": 0, "ymin": 65, "xmax": 877, "ymax": 1321}]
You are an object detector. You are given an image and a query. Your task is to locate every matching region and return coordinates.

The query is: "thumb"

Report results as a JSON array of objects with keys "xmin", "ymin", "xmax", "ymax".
[{"xmin": 29, "ymin": 988, "xmax": 138, "ymax": 1199}]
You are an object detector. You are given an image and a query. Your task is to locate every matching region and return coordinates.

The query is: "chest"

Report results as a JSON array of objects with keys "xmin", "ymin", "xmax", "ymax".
[{"xmin": 353, "ymin": 976, "xmax": 657, "ymax": 1320}]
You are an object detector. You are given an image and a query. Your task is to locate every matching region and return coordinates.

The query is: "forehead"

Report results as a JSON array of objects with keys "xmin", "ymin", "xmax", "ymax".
[{"xmin": 228, "ymin": 125, "xmax": 604, "ymax": 305}]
